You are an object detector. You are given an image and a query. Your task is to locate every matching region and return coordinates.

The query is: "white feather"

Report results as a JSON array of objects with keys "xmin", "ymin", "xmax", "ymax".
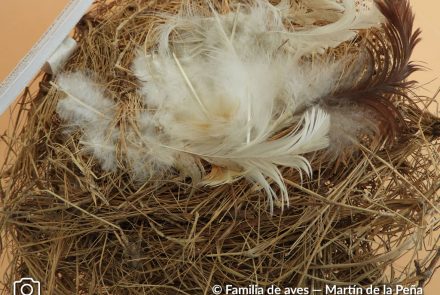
[
  {"xmin": 277, "ymin": 0, "xmax": 384, "ymax": 54},
  {"xmin": 55, "ymin": 72, "xmax": 119, "ymax": 171},
  {"xmin": 200, "ymin": 107, "xmax": 330, "ymax": 212}
]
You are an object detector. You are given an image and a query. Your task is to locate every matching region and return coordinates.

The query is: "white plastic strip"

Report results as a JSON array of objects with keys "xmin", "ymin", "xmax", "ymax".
[
  {"xmin": 43, "ymin": 37, "xmax": 78, "ymax": 75},
  {"xmin": 0, "ymin": 0, "xmax": 93, "ymax": 116}
]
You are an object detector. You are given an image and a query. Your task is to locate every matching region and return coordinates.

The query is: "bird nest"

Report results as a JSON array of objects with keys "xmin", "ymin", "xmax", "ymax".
[{"xmin": 1, "ymin": 0, "xmax": 439, "ymax": 294}]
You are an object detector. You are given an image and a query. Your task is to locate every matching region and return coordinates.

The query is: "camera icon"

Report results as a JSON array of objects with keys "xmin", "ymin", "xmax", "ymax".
[{"xmin": 13, "ymin": 278, "xmax": 41, "ymax": 295}]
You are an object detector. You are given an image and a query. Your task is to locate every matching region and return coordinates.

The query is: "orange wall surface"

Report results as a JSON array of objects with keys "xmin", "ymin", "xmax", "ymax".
[
  {"xmin": 0, "ymin": 0, "xmax": 69, "ymax": 161},
  {"xmin": 0, "ymin": 0, "xmax": 439, "ymax": 293}
]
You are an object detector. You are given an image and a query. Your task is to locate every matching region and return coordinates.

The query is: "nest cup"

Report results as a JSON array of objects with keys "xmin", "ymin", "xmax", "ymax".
[{"xmin": 1, "ymin": 0, "xmax": 440, "ymax": 294}]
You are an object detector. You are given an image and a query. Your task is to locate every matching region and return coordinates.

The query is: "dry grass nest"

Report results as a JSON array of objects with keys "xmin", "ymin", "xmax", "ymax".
[{"xmin": 1, "ymin": 0, "xmax": 440, "ymax": 294}]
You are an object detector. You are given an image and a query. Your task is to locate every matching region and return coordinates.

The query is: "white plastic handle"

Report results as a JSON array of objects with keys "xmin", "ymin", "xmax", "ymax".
[{"xmin": 0, "ymin": 0, "xmax": 93, "ymax": 116}]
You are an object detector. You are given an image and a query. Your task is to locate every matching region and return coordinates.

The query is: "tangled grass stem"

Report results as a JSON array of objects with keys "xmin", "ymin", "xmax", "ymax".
[{"xmin": 0, "ymin": 1, "xmax": 439, "ymax": 294}]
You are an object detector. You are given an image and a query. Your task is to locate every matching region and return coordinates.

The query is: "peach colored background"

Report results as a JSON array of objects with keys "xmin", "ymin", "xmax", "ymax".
[{"xmin": 0, "ymin": 0, "xmax": 439, "ymax": 293}]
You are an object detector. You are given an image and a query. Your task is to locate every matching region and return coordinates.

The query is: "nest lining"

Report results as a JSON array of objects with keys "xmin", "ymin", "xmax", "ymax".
[{"xmin": 0, "ymin": 0, "xmax": 439, "ymax": 294}]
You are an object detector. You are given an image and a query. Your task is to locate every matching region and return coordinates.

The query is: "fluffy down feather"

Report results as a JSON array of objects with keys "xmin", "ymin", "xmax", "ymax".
[{"xmin": 55, "ymin": 72, "xmax": 119, "ymax": 171}]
